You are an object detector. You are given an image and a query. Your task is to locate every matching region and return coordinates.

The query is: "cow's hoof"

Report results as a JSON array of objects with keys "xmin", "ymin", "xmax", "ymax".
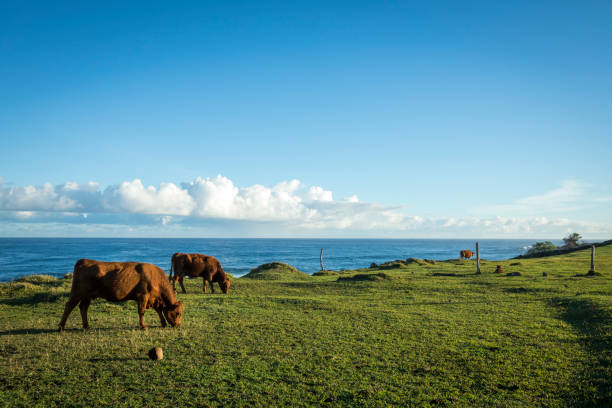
[
  {"xmin": 82, "ymin": 326, "xmax": 90, "ymax": 330},
  {"xmin": 140, "ymin": 326, "xmax": 147, "ymax": 330},
  {"xmin": 58, "ymin": 326, "xmax": 64, "ymax": 332}
]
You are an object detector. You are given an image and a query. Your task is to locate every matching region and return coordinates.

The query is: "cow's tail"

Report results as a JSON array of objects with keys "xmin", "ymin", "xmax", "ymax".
[
  {"xmin": 69, "ymin": 259, "xmax": 85, "ymax": 292},
  {"xmin": 168, "ymin": 256, "xmax": 174, "ymax": 282}
]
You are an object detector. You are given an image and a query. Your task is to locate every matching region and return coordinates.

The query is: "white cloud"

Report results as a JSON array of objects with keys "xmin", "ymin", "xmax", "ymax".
[
  {"xmin": 0, "ymin": 183, "xmax": 80, "ymax": 211},
  {"xmin": 475, "ymin": 180, "xmax": 591, "ymax": 215},
  {"xmin": 0, "ymin": 176, "xmax": 611, "ymax": 237},
  {"xmin": 305, "ymin": 186, "xmax": 333, "ymax": 202},
  {"xmin": 182, "ymin": 175, "xmax": 318, "ymax": 221},
  {"xmin": 103, "ymin": 179, "xmax": 195, "ymax": 215},
  {"xmin": 14, "ymin": 211, "xmax": 36, "ymax": 219}
]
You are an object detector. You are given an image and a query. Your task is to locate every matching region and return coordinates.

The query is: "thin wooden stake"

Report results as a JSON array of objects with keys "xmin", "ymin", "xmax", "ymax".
[
  {"xmin": 589, "ymin": 245, "xmax": 595, "ymax": 273},
  {"xmin": 320, "ymin": 248, "xmax": 325, "ymax": 271},
  {"xmin": 476, "ymin": 241, "xmax": 481, "ymax": 274}
]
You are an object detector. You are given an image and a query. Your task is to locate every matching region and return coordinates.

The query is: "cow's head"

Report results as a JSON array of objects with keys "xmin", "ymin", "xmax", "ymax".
[
  {"xmin": 164, "ymin": 301, "xmax": 183, "ymax": 327},
  {"xmin": 219, "ymin": 277, "xmax": 231, "ymax": 294}
]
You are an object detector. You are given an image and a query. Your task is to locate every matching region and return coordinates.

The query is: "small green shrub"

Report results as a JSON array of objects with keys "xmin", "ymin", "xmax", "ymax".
[
  {"xmin": 563, "ymin": 232, "xmax": 582, "ymax": 248},
  {"xmin": 526, "ymin": 242, "xmax": 556, "ymax": 256}
]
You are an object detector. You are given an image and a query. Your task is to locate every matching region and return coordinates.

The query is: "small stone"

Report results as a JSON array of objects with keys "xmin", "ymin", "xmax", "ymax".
[
  {"xmin": 494, "ymin": 265, "xmax": 504, "ymax": 274},
  {"xmin": 148, "ymin": 347, "xmax": 163, "ymax": 361},
  {"xmin": 542, "ymin": 271, "xmax": 547, "ymax": 277}
]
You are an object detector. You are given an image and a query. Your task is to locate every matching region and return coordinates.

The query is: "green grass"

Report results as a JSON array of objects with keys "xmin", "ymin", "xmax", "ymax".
[{"xmin": 1, "ymin": 246, "xmax": 611, "ymax": 407}]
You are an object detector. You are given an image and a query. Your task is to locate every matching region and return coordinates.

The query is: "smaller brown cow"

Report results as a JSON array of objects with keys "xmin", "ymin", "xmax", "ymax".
[
  {"xmin": 59, "ymin": 259, "xmax": 183, "ymax": 331},
  {"xmin": 169, "ymin": 253, "xmax": 230, "ymax": 294},
  {"xmin": 460, "ymin": 250, "xmax": 474, "ymax": 259}
]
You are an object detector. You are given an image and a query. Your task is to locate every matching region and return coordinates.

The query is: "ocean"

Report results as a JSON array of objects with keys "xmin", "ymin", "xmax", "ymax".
[{"xmin": 0, "ymin": 238, "xmax": 554, "ymax": 282}]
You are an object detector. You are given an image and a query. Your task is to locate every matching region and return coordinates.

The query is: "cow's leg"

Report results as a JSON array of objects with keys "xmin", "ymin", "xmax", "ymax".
[
  {"xmin": 171, "ymin": 275, "xmax": 177, "ymax": 292},
  {"xmin": 202, "ymin": 278, "xmax": 207, "ymax": 293},
  {"xmin": 179, "ymin": 276, "xmax": 187, "ymax": 294},
  {"xmin": 137, "ymin": 295, "xmax": 149, "ymax": 329},
  {"xmin": 59, "ymin": 296, "xmax": 80, "ymax": 331},
  {"xmin": 209, "ymin": 280, "xmax": 215, "ymax": 294},
  {"xmin": 155, "ymin": 307, "xmax": 167, "ymax": 328},
  {"xmin": 79, "ymin": 298, "xmax": 92, "ymax": 329}
]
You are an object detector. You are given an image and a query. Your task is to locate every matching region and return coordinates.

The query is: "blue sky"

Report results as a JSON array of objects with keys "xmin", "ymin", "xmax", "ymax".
[{"xmin": 1, "ymin": 1, "xmax": 611, "ymax": 238}]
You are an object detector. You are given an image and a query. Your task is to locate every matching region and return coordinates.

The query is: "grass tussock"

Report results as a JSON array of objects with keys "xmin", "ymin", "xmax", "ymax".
[
  {"xmin": 242, "ymin": 262, "xmax": 310, "ymax": 280},
  {"xmin": 312, "ymin": 270, "xmax": 339, "ymax": 276},
  {"xmin": 336, "ymin": 272, "xmax": 393, "ymax": 282},
  {"xmin": 377, "ymin": 258, "xmax": 428, "ymax": 270},
  {"xmin": 14, "ymin": 274, "xmax": 61, "ymax": 284}
]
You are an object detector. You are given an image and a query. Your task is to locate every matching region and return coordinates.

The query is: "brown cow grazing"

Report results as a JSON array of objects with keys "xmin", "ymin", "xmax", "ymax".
[
  {"xmin": 460, "ymin": 250, "xmax": 474, "ymax": 259},
  {"xmin": 59, "ymin": 259, "xmax": 183, "ymax": 331},
  {"xmin": 169, "ymin": 253, "xmax": 230, "ymax": 294}
]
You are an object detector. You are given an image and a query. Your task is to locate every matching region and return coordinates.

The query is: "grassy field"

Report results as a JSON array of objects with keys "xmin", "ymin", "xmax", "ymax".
[{"xmin": 0, "ymin": 246, "xmax": 611, "ymax": 407}]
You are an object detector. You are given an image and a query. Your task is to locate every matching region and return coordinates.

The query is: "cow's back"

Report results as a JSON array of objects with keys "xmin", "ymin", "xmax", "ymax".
[
  {"xmin": 189, "ymin": 254, "xmax": 222, "ymax": 278},
  {"xmin": 72, "ymin": 259, "xmax": 147, "ymax": 301}
]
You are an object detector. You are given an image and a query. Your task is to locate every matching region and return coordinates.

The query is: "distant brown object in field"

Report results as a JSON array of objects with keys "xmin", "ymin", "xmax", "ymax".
[
  {"xmin": 460, "ymin": 250, "xmax": 474, "ymax": 259},
  {"xmin": 423, "ymin": 259, "xmax": 436, "ymax": 264},
  {"xmin": 370, "ymin": 262, "xmax": 379, "ymax": 269},
  {"xmin": 148, "ymin": 347, "xmax": 163, "ymax": 360},
  {"xmin": 494, "ymin": 265, "xmax": 504, "ymax": 274},
  {"xmin": 59, "ymin": 259, "xmax": 183, "ymax": 331},
  {"xmin": 169, "ymin": 253, "xmax": 230, "ymax": 294}
]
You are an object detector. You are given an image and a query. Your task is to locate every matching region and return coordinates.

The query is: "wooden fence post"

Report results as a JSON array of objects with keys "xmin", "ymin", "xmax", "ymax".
[
  {"xmin": 320, "ymin": 248, "xmax": 325, "ymax": 271},
  {"xmin": 476, "ymin": 242, "xmax": 481, "ymax": 274},
  {"xmin": 589, "ymin": 245, "xmax": 595, "ymax": 274}
]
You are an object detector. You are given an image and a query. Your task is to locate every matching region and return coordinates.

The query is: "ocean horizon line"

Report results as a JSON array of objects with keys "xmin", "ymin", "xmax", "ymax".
[{"xmin": 0, "ymin": 236, "xmax": 568, "ymax": 241}]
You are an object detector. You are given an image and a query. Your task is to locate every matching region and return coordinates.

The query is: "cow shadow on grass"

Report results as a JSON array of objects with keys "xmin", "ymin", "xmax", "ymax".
[
  {"xmin": 0, "ymin": 292, "xmax": 67, "ymax": 306},
  {"xmin": 0, "ymin": 328, "xmax": 62, "ymax": 336},
  {"xmin": 0, "ymin": 325, "xmax": 157, "ymax": 336},
  {"xmin": 551, "ymin": 297, "xmax": 612, "ymax": 407},
  {"xmin": 0, "ymin": 327, "xmax": 121, "ymax": 336},
  {"xmin": 88, "ymin": 357, "xmax": 148, "ymax": 362},
  {"xmin": 431, "ymin": 272, "xmax": 478, "ymax": 277}
]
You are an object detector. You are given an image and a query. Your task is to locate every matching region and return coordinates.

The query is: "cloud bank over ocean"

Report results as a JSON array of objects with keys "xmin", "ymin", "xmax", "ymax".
[{"xmin": 0, "ymin": 176, "xmax": 610, "ymax": 238}]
